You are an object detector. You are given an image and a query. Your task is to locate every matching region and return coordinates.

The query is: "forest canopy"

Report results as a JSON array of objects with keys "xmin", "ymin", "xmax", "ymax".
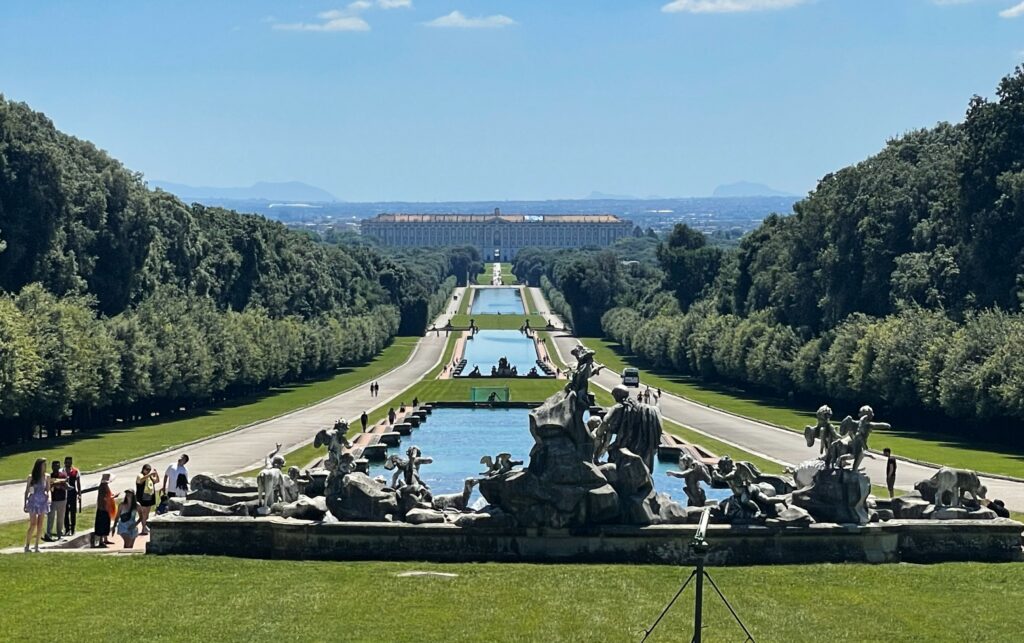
[
  {"xmin": 0, "ymin": 97, "xmax": 476, "ymax": 443},
  {"xmin": 517, "ymin": 68, "xmax": 1024, "ymax": 441}
]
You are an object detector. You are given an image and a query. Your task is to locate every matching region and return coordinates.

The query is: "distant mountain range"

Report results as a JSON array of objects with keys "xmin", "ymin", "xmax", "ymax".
[
  {"xmin": 712, "ymin": 181, "xmax": 794, "ymax": 198},
  {"xmin": 585, "ymin": 191, "xmax": 640, "ymax": 200},
  {"xmin": 150, "ymin": 180, "xmax": 337, "ymax": 203}
]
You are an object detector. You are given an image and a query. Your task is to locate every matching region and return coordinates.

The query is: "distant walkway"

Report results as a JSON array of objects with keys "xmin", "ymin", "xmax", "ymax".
[
  {"xmin": 0, "ymin": 288, "xmax": 464, "ymax": 525},
  {"xmin": 532, "ymin": 287, "xmax": 1024, "ymax": 512}
]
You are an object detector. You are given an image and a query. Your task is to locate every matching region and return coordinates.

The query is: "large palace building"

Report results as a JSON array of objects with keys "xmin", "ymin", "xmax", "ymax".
[{"xmin": 360, "ymin": 209, "xmax": 634, "ymax": 260}]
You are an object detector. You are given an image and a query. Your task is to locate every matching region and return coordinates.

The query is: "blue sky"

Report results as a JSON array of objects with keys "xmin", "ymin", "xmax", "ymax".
[{"xmin": 1, "ymin": 0, "xmax": 1023, "ymax": 201}]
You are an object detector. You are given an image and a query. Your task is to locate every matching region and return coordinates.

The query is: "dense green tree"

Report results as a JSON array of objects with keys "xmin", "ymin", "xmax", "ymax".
[{"xmin": 656, "ymin": 224, "xmax": 723, "ymax": 312}]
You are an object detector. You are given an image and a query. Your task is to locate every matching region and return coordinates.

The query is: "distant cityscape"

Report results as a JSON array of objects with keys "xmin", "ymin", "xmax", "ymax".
[{"xmin": 150, "ymin": 180, "xmax": 800, "ymax": 239}]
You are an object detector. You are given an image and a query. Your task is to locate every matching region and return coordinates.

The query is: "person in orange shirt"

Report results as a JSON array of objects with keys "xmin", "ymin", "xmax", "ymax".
[{"xmin": 91, "ymin": 474, "xmax": 117, "ymax": 548}]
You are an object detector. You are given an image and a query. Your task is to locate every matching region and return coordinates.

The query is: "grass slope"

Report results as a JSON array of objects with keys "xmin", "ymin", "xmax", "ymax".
[
  {"xmin": 583, "ymin": 338, "xmax": 1024, "ymax": 480},
  {"xmin": 0, "ymin": 337, "xmax": 420, "ymax": 482},
  {"xmin": 0, "ymin": 556, "xmax": 1021, "ymax": 642}
]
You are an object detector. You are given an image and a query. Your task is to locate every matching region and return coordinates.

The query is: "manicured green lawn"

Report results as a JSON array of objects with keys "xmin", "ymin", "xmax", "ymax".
[
  {"xmin": 583, "ymin": 338, "xmax": 1024, "ymax": 480},
  {"xmin": 0, "ymin": 337, "xmax": 420, "ymax": 482},
  {"xmin": 456, "ymin": 287, "xmax": 471, "ymax": 315},
  {"xmin": 475, "ymin": 263, "xmax": 517, "ymax": 285},
  {"xmin": 0, "ymin": 555, "xmax": 1021, "ymax": 641}
]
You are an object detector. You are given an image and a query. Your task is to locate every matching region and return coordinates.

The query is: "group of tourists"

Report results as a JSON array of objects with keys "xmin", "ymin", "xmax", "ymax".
[
  {"xmin": 22, "ymin": 453, "xmax": 190, "ymax": 553},
  {"xmin": 638, "ymin": 387, "xmax": 661, "ymax": 406}
]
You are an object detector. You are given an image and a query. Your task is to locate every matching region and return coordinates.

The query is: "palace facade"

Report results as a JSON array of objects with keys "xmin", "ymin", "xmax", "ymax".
[{"xmin": 360, "ymin": 210, "xmax": 634, "ymax": 260}]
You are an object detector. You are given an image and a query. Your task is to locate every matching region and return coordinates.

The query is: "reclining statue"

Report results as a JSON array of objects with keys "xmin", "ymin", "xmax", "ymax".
[{"xmin": 431, "ymin": 478, "xmax": 479, "ymax": 511}]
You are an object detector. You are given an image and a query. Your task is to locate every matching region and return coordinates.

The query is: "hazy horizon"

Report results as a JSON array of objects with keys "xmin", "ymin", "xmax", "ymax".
[{"xmin": 2, "ymin": 0, "xmax": 1022, "ymax": 201}]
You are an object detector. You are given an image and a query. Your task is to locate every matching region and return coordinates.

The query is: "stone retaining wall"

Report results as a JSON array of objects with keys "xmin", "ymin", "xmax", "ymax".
[{"xmin": 147, "ymin": 515, "xmax": 1024, "ymax": 565}]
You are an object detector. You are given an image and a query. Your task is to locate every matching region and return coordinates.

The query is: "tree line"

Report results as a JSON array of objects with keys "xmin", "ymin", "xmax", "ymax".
[
  {"xmin": 0, "ymin": 97, "xmax": 478, "ymax": 444},
  {"xmin": 517, "ymin": 68, "xmax": 1024, "ymax": 443}
]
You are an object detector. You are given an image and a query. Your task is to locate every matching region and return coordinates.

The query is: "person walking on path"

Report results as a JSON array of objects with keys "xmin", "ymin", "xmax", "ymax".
[
  {"xmin": 91, "ymin": 474, "xmax": 117, "ymax": 548},
  {"xmin": 23, "ymin": 458, "xmax": 50, "ymax": 553},
  {"xmin": 162, "ymin": 454, "xmax": 190, "ymax": 500},
  {"xmin": 63, "ymin": 456, "xmax": 81, "ymax": 536},
  {"xmin": 45, "ymin": 460, "xmax": 68, "ymax": 541},
  {"xmin": 135, "ymin": 464, "xmax": 159, "ymax": 535},
  {"xmin": 115, "ymin": 490, "xmax": 141, "ymax": 549},
  {"xmin": 369, "ymin": 382, "xmax": 375, "ymax": 397},
  {"xmin": 388, "ymin": 407, "xmax": 396, "ymax": 426},
  {"xmin": 360, "ymin": 411, "xmax": 368, "ymax": 432},
  {"xmin": 885, "ymin": 448, "xmax": 898, "ymax": 499}
]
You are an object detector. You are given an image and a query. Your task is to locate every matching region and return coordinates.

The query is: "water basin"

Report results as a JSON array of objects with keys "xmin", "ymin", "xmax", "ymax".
[
  {"xmin": 459, "ymin": 330, "xmax": 541, "ymax": 376},
  {"xmin": 470, "ymin": 287, "xmax": 525, "ymax": 315},
  {"xmin": 369, "ymin": 407, "xmax": 729, "ymax": 506}
]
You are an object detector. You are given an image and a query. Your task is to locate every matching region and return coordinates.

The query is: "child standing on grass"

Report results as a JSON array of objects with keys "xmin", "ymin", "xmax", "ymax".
[{"xmin": 23, "ymin": 458, "xmax": 50, "ymax": 553}]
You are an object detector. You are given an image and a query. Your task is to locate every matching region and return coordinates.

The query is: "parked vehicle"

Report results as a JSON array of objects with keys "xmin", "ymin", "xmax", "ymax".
[{"xmin": 621, "ymin": 367, "xmax": 640, "ymax": 387}]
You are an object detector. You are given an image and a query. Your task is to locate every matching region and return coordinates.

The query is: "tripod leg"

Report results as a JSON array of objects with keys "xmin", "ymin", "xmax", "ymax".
[
  {"xmin": 702, "ymin": 572, "xmax": 756, "ymax": 642},
  {"xmin": 640, "ymin": 571, "xmax": 697, "ymax": 642}
]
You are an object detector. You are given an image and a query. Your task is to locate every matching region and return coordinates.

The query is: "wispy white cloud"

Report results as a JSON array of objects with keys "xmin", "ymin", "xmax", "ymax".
[
  {"xmin": 271, "ymin": 1, "xmax": 410, "ymax": 33},
  {"xmin": 1001, "ymin": 1, "xmax": 1024, "ymax": 18},
  {"xmin": 425, "ymin": 10, "xmax": 517, "ymax": 28},
  {"xmin": 662, "ymin": 0, "xmax": 808, "ymax": 13},
  {"xmin": 274, "ymin": 13, "xmax": 370, "ymax": 32},
  {"xmin": 273, "ymin": 5, "xmax": 376, "ymax": 32}
]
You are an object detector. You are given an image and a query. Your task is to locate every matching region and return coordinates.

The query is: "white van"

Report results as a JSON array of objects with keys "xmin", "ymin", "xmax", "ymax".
[{"xmin": 621, "ymin": 367, "xmax": 640, "ymax": 387}]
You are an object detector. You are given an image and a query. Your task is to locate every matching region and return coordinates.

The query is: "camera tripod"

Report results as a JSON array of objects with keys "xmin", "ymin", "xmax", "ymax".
[{"xmin": 640, "ymin": 509, "xmax": 755, "ymax": 643}]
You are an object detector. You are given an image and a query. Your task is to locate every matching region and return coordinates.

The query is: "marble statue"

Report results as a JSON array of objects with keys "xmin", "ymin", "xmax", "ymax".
[
  {"xmin": 714, "ymin": 456, "xmax": 785, "ymax": 520},
  {"xmin": 600, "ymin": 384, "xmax": 662, "ymax": 472},
  {"xmin": 281, "ymin": 466, "xmax": 301, "ymax": 504},
  {"xmin": 431, "ymin": 478, "xmax": 479, "ymax": 511},
  {"xmin": 915, "ymin": 467, "xmax": 987, "ymax": 509},
  {"xmin": 314, "ymin": 422, "xmax": 352, "ymax": 473},
  {"xmin": 384, "ymin": 445, "xmax": 434, "ymax": 489},
  {"xmin": 478, "ymin": 342, "xmax": 674, "ymax": 527},
  {"xmin": 479, "ymin": 453, "xmax": 523, "ymax": 477},
  {"xmin": 256, "ymin": 443, "xmax": 287, "ymax": 514},
  {"xmin": 806, "ymin": 405, "xmax": 889, "ymax": 472},
  {"xmin": 803, "ymin": 405, "xmax": 839, "ymax": 455},
  {"xmin": 666, "ymin": 453, "xmax": 711, "ymax": 507}
]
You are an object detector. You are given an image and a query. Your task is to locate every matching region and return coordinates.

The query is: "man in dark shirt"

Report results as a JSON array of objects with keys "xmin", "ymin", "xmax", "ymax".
[
  {"xmin": 360, "ymin": 411, "xmax": 368, "ymax": 432},
  {"xmin": 884, "ymin": 448, "xmax": 897, "ymax": 499},
  {"xmin": 45, "ymin": 460, "xmax": 68, "ymax": 541},
  {"xmin": 63, "ymin": 456, "xmax": 82, "ymax": 536}
]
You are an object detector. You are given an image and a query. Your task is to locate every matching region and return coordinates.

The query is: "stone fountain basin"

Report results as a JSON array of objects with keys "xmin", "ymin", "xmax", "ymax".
[{"xmin": 146, "ymin": 514, "xmax": 1023, "ymax": 565}]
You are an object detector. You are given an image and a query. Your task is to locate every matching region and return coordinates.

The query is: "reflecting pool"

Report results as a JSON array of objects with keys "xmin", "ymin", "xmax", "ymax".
[
  {"xmin": 470, "ymin": 287, "xmax": 525, "ymax": 315},
  {"xmin": 459, "ymin": 330, "xmax": 539, "ymax": 375},
  {"xmin": 370, "ymin": 407, "xmax": 729, "ymax": 506}
]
